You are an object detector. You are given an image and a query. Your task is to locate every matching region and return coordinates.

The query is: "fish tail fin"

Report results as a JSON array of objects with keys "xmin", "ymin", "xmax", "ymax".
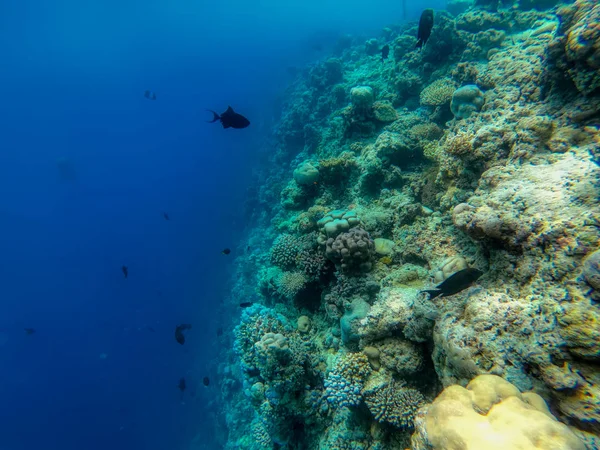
[
  {"xmin": 206, "ymin": 110, "xmax": 220, "ymax": 123},
  {"xmin": 421, "ymin": 289, "xmax": 442, "ymax": 299}
]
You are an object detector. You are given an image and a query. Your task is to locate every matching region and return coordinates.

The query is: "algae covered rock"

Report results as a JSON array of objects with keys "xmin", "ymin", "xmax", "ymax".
[
  {"xmin": 582, "ymin": 249, "xmax": 600, "ymax": 291},
  {"xmin": 411, "ymin": 375, "xmax": 586, "ymax": 450},
  {"xmin": 350, "ymin": 85, "xmax": 374, "ymax": 110},
  {"xmin": 450, "ymin": 84, "xmax": 485, "ymax": 118}
]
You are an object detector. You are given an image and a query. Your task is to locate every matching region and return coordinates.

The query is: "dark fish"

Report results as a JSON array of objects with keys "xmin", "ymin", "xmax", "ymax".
[
  {"xmin": 178, "ymin": 377, "xmax": 186, "ymax": 392},
  {"xmin": 175, "ymin": 323, "xmax": 192, "ymax": 345},
  {"xmin": 222, "ymin": 248, "xmax": 231, "ymax": 255},
  {"xmin": 24, "ymin": 328, "xmax": 35, "ymax": 335},
  {"xmin": 239, "ymin": 302, "xmax": 253, "ymax": 308},
  {"xmin": 422, "ymin": 268, "xmax": 483, "ymax": 299},
  {"xmin": 146, "ymin": 326, "xmax": 156, "ymax": 333},
  {"xmin": 122, "ymin": 266, "xmax": 128, "ymax": 278},
  {"xmin": 381, "ymin": 44, "xmax": 390, "ymax": 62},
  {"xmin": 206, "ymin": 106, "xmax": 250, "ymax": 129},
  {"xmin": 203, "ymin": 376, "xmax": 210, "ymax": 386},
  {"xmin": 416, "ymin": 9, "xmax": 434, "ymax": 50},
  {"xmin": 163, "ymin": 212, "xmax": 169, "ymax": 220},
  {"xmin": 216, "ymin": 327, "xmax": 223, "ymax": 337},
  {"xmin": 247, "ymin": 246, "xmax": 251, "ymax": 251},
  {"xmin": 144, "ymin": 90, "xmax": 157, "ymax": 100}
]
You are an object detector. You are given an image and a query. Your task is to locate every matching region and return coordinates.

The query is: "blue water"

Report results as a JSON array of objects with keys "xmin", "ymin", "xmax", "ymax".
[{"xmin": 0, "ymin": 1, "xmax": 443, "ymax": 449}]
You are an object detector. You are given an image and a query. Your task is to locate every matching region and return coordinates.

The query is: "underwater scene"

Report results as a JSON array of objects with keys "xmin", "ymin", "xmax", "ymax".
[{"xmin": 1, "ymin": 0, "xmax": 599, "ymax": 449}]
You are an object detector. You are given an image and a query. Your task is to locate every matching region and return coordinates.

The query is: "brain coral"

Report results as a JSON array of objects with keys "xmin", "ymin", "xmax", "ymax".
[
  {"xmin": 420, "ymin": 79, "xmax": 457, "ymax": 106},
  {"xmin": 411, "ymin": 375, "xmax": 585, "ymax": 450},
  {"xmin": 450, "ymin": 84, "xmax": 485, "ymax": 118},
  {"xmin": 326, "ymin": 228, "xmax": 375, "ymax": 273}
]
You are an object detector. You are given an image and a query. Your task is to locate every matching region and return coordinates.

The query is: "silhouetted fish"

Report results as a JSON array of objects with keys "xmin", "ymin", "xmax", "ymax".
[
  {"xmin": 207, "ymin": 106, "xmax": 250, "ymax": 129},
  {"xmin": 216, "ymin": 327, "xmax": 223, "ymax": 337},
  {"xmin": 24, "ymin": 328, "xmax": 35, "ymax": 335},
  {"xmin": 239, "ymin": 302, "xmax": 253, "ymax": 308},
  {"xmin": 163, "ymin": 212, "xmax": 169, "ymax": 220},
  {"xmin": 381, "ymin": 44, "xmax": 390, "ymax": 62},
  {"xmin": 178, "ymin": 377, "xmax": 186, "ymax": 392},
  {"xmin": 203, "ymin": 376, "xmax": 210, "ymax": 386},
  {"xmin": 222, "ymin": 248, "xmax": 231, "ymax": 255},
  {"xmin": 144, "ymin": 90, "xmax": 157, "ymax": 100},
  {"xmin": 175, "ymin": 323, "xmax": 192, "ymax": 345},
  {"xmin": 422, "ymin": 268, "xmax": 483, "ymax": 299},
  {"xmin": 122, "ymin": 266, "xmax": 128, "ymax": 278},
  {"xmin": 416, "ymin": 9, "xmax": 434, "ymax": 50}
]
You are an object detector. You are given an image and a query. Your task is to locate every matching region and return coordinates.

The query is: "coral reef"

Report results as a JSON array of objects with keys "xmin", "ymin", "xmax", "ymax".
[{"xmin": 220, "ymin": 1, "xmax": 600, "ymax": 448}]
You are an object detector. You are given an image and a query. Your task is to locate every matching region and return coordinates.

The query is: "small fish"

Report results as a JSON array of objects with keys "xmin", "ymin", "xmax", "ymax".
[
  {"xmin": 24, "ymin": 328, "xmax": 35, "ymax": 335},
  {"xmin": 178, "ymin": 377, "xmax": 186, "ymax": 392},
  {"xmin": 422, "ymin": 268, "xmax": 483, "ymax": 299},
  {"xmin": 175, "ymin": 323, "xmax": 192, "ymax": 345},
  {"xmin": 206, "ymin": 106, "xmax": 250, "ymax": 129},
  {"xmin": 239, "ymin": 302, "xmax": 253, "ymax": 308},
  {"xmin": 144, "ymin": 90, "xmax": 157, "ymax": 100},
  {"xmin": 222, "ymin": 248, "xmax": 231, "ymax": 255},
  {"xmin": 163, "ymin": 212, "xmax": 169, "ymax": 220},
  {"xmin": 416, "ymin": 9, "xmax": 434, "ymax": 50},
  {"xmin": 381, "ymin": 44, "xmax": 390, "ymax": 62},
  {"xmin": 122, "ymin": 265, "xmax": 128, "ymax": 278},
  {"xmin": 146, "ymin": 326, "xmax": 156, "ymax": 333},
  {"xmin": 203, "ymin": 376, "xmax": 210, "ymax": 386},
  {"xmin": 216, "ymin": 327, "xmax": 223, "ymax": 337}
]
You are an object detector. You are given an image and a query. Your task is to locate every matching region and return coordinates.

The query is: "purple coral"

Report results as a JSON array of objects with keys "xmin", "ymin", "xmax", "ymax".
[{"xmin": 326, "ymin": 228, "xmax": 375, "ymax": 273}]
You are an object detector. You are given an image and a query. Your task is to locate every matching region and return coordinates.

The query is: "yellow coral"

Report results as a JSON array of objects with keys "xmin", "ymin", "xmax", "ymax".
[
  {"xmin": 412, "ymin": 375, "xmax": 585, "ymax": 450},
  {"xmin": 372, "ymin": 101, "xmax": 399, "ymax": 122},
  {"xmin": 410, "ymin": 123, "xmax": 443, "ymax": 142},
  {"xmin": 445, "ymin": 132, "xmax": 474, "ymax": 155},
  {"xmin": 420, "ymin": 79, "xmax": 457, "ymax": 106}
]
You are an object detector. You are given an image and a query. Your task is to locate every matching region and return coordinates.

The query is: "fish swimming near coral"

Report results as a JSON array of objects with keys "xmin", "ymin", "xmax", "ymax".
[
  {"xmin": 416, "ymin": 9, "xmax": 434, "ymax": 50},
  {"xmin": 203, "ymin": 376, "xmax": 210, "ymax": 386},
  {"xmin": 381, "ymin": 44, "xmax": 390, "ymax": 62},
  {"xmin": 206, "ymin": 106, "xmax": 250, "ymax": 129},
  {"xmin": 175, "ymin": 323, "xmax": 192, "ymax": 345},
  {"xmin": 122, "ymin": 265, "xmax": 128, "ymax": 278},
  {"xmin": 222, "ymin": 248, "xmax": 231, "ymax": 255},
  {"xmin": 422, "ymin": 268, "xmax": 483, "ymax": 299},
  {"xmin": 144, "ymin": 90, "xmax": 157, "ymax": 100},
  {"xmin": 239, "ymin": 302, "xmax": 253, "ymax": 308}
]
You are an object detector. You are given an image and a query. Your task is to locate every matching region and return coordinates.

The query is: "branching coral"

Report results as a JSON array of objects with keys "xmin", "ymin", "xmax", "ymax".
[
  {"xmin": 324, "ymin": 352, "xmax": 371, "ymax": 409},
  {"xmin": 420, "ymin": 79, "xmax": 457, "ymax": 106},
  {"xmin": 364, "ymin": 379, "xmax": 425, "ymax": 430}
]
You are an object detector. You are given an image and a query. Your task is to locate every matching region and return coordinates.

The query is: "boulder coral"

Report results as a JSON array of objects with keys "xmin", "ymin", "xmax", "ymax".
[
  {"xmin": 411, "ymin": 375, "xmax": 586, "ymax": 450},
  {"xmin": 450, "ymin": 84, "xmax": 485, "ymax": 119}
]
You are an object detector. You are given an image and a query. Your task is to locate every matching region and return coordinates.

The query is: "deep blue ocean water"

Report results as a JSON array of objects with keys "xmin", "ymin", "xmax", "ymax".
[{"xmin": 0, "ymin": 1, "xmax": 443, "ymax": 449}]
